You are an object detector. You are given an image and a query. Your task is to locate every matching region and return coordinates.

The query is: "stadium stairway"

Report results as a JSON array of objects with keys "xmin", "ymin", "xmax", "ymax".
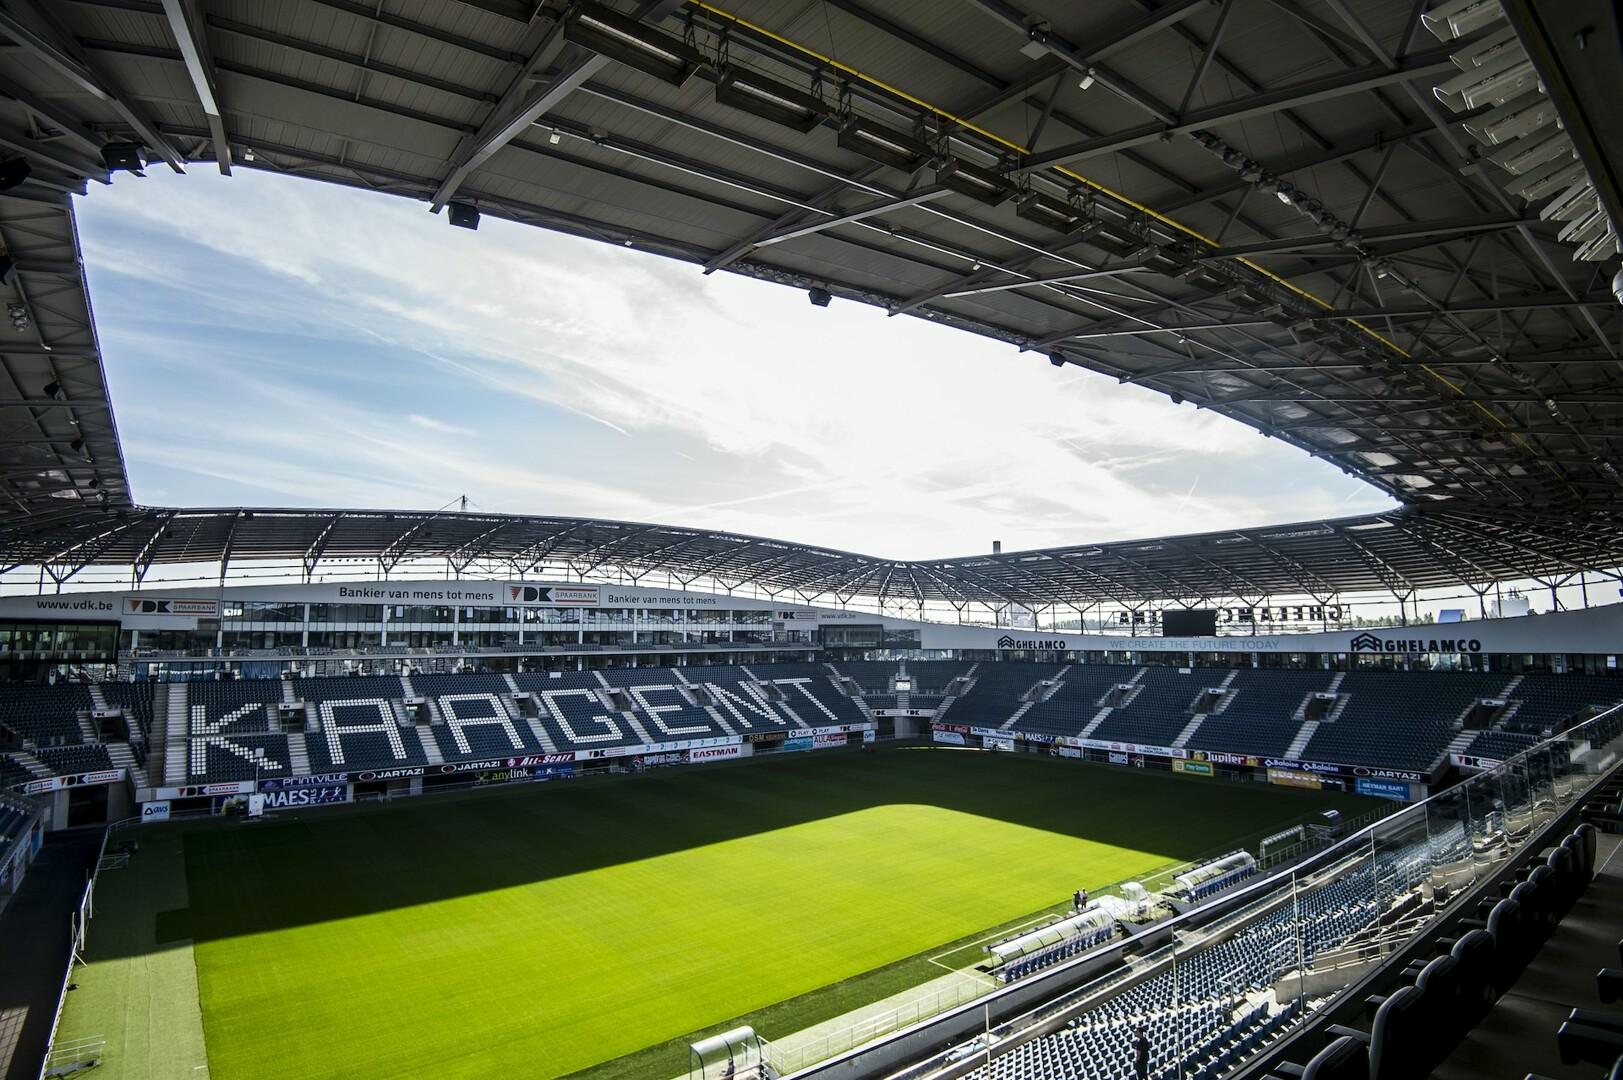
[
  {"xmin": 671, "ymin": 671, "xmax": 741, "ymax": 737},
  {"xmin": 163, "ymin": 683, "xmax": 189, "ymax": 786},
  {"xmin": 7, "ymin": 750, "xmax": 50, "ymax": 778},
  {"xmin": 104, "ymin": 741, "xmax": 138, "ymax": 781},
  {"xmin": 286, "ymin": 731, "xmax": 311, "ymax": 774},
  {"xmin": 418, "ymin": 728, "xmax": 444, "ymax": 765},
  {"xmin": 1171, "ymin": 712, "xmax": 1209, "ymax": 749}
]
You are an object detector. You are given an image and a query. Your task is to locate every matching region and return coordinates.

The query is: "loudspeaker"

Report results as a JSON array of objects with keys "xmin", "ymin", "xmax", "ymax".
[{"xmin": 447, "ymin": 202, "xmax": 480, "ymax": 230}]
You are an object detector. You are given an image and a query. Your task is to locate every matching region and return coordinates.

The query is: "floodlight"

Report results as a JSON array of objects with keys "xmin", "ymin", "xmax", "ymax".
[
  {"xmin": 1451, "ymin": 25, "xmax": 1520, "ymax": 70},
  {"xmin": 1434, "ymin": 48, "xmax": 1536, "ymax": 112},
  {"xmin": 43, "ymin": 380, "xmax": 62, "ymax": 400},
  {"xmin": 1421, "ymin": 0, "xmax": 1506, "ymax": 43},
  {"xmin": 837, "ymin": 116, "xmax": 932, "ymax": 174},
  {"xmin": 1575, "ymin": 228, "xmax": 1619, "ymax": 263},
  {"xmin": 1462, "ymin": 92, "xmax": 1558, "ymax": 146},
  {"xmin": 1291, "ymin": 319, "xmax": 1330, "ymax": 343},
  {"xmin": 1224, "ymin": 282, "xmax": 1273, "ymax": 310},
  {"xmin": 1181, "ymin": 264, "xmax": 1227, "ymax": 291},
  {"xmin": 1486, "ymin": 128, "xmax": 1570, "ymax": 175},
  {"xmin": 1014, "ymin": 190, "xmax": 1086, "ymax": 232},
  {"xmin": 1141, "ymin": 245, "xmax": 1193, "ymax": 276},
  {"xmin": 1613, "ymin": 269, "xmax": 1623, "ymax": 306},
  {"xmin": 1081, "ymin": 216, "xmax": 1147, "ymax": 258},
  {"xmin": 563, "ymin": 2, "xmax": 704, "ymax": 87},
  {"xmin": 715, "ymin": 67, "xmax": 828, "ymax": 133},
  {"xmin": 1077, "ymin": 69, "xmax": 1096, "ymax": 91},
  {"xmin": 0, "ymin": 158, "xmax": 29, "ymax": 191},
  {"xmin": 1505, "ymin": 157, "xmax": 1583, "ymax": 201},
  {"xmin": 935, "ymin": 157, "xmax": 1013, "ymax": 206},
  {"xmin": 1540, "ymin": 178, "xmax": 1596, "ymax": 223},
  {"xmin": 1558, "ymin": 206, "xmax": 1611, "ymax": 247}
]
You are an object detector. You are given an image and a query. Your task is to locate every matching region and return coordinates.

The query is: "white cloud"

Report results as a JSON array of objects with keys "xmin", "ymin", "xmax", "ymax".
[
  {"xmin": 406, "ymin": 414, "xmax": 474, "ymax": 437},
  {"xmin": 77, "ymin": 170, "xmax": 1395, "ymax": 559}
]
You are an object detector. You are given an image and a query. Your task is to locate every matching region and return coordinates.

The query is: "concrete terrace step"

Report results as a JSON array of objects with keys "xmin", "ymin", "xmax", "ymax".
[{"xmin": 1285, "ymin": 719, "xmax": 1320, "ymax": 759}]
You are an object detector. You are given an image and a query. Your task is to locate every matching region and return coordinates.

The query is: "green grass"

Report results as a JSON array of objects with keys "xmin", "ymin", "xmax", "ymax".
[{"xmin": 67, "ymin": 748, "xmax": 1372, "ymax": 1080}]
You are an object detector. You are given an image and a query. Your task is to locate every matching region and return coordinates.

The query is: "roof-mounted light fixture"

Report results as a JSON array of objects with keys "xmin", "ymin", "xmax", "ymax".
[
  {"xmin": 1081, "ymin": 214, "xmax": 1147, "ymax": 258},
  {"xmin": 715, "ymin": 66, "xmax": 828, "ymax": 133},
  {"xmin": 935, "ymin": 157, "xmax": 1014, "ymax": 206},
  {"xmin": 563, "ymin": 2, "xmax": 705, "ymax": 87},
  {"xmin": 1014, "ymin": 190, "xmax": 1086, "ymax": 233},
  {"xmin": 836, "ymin": 115, "xmax": 932, "ymax": 174}
]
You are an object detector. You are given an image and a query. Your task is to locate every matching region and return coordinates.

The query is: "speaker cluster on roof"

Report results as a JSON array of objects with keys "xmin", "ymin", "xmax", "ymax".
[
  {"xmin": 1425, "ymin": 0, "xmax": 1618, "ymax": 263},
  {"xmin": 0, "ymin": 158, "xmax": 29, "ymax": 192},
  {"xmin": 563, "ymin": 1, "xmax": 704, "ymax": 87}
]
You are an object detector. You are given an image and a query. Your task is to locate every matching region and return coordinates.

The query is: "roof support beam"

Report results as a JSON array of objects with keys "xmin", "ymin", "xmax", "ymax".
[
  {"xmin": 1013, "ymin": 50, "xmax": 1457, "ymax": 174},
  {"xmin": 159, "ymin": 0, "xmax": 229, "ymax": 174},
  {"xmin": 429, "ymin": 0, "xmax": 686, "ymax": 211},
  {"xmin": 0, "ymin": 2, "xmax": 185, "ymax": 172}
]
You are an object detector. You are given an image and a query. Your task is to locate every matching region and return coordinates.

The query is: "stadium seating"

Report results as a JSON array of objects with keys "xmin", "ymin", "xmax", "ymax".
[
  {"xmin": 599, "ymin": 669, "xmax": 734, "ymax": 741},
  {"xmin": 1013, "ymin": 665, "xmax": 1131, "ymax": 739},
  {"xmin": 36, "ymin": 744, "xmax": 113, "ymax": 775},
  {"xmin": 948, "ymin": 662, "xmax": 1067, "ymax": 728},
  {"xmin": 0, "ymin": 753, "xmax": 35, "ymax": 788},
  {"xmin": 749, "ymin": 662, "xmax": 870, "ymax": 726},
  {"xmin": 513, "ymin": 671, "xmax": 646, "ymax": 752},
  {"xmin": 0, "ymin": 684, "xmax": 90, "ymax": 746},
  {"xmin": 189, "ymin": 679, "xmax": 283, "ymax": 733},
  {"xmin": 103, "ymin": 682, "xmax": 155, "ymax": 740},
  {"xmin": 907, "ymin": 661, "xmax": 973, "ymax": 693},
  {"xmin": 1460, "ymin": 729, "xmax": 1539, "ymax": 762},
  {"xmin": 835, "ymin": 661, "xmax": 900, "ymax": 692},
  {"xmin": 1302, "ymin": 671, "xmax": 1512, "ymax": 772},
  {"xmin": 1090, "ymin": 667, "xmax": 1205, "ymax": 747},
  {"xmin": 190, "ymin": 733, "xmax": 291, "ymax": 782},
  {"xmin": 1187, "ymin": 669, "xmax": 1337, "ymax": 758},
  {"xmin": 296, "ymin": 676, "xmax": 431, "ymax": 771},
  {"xmin": 967, "ymin": 844, "xmax": 1427, "ymax": 1080},
  {"xmin": 409, "ymin": 672, "xmax": 537, "ymax": 760},
  {"xmin": 1503, "ymin": 673, "xmax": 1623, "ymax": 736}
]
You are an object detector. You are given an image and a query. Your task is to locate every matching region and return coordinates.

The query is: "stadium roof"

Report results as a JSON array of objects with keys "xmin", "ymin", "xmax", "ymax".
[
  {"xmin": 7, "ymin": 503, "xmax": 1620, "ymax": 609},
  {"xmin": 0, "ymin": 0, "xmax": 1621, "ymax": 602}
]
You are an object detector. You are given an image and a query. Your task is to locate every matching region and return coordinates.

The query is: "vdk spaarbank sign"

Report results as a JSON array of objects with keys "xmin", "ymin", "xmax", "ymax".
[{"xmin": 506, "ymin": 584, "xmax": 600, "ymax": 606}]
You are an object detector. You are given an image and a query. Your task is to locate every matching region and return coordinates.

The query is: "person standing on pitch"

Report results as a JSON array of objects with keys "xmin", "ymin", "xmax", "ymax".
[
  {"xmin": 1133, "ymin": 1024, "xmax": 1150, "ymax": 1080},
  {"xmin": 1073, "ymin": 889, "xmax": 1083, "ymax": 912}
]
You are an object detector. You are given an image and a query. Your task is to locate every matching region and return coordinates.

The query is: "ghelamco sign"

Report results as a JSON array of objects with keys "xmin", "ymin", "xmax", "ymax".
[
  {"xmin": 1348, "ymin": 631, "xmax": 1482, "ymax": 654},
  {"xmin": 995, "ymin": 635, "xmax": 1068, "ymax": 651}
]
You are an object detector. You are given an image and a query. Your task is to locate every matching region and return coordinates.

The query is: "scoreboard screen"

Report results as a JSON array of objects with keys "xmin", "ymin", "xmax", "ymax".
[{"xmin": 1162, "ymin": 609, "xmax": 1218, "ymax": 637}]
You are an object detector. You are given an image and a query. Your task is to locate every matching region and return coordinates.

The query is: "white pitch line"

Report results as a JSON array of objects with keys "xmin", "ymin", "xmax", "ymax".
[{"xmin": 926, "ymin": 911, "xmax": 1058, "ymax": 970}]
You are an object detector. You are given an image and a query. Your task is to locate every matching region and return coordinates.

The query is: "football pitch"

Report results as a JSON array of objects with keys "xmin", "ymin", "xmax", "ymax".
[{"xmin": 59, "ymin": 749, "xmax": 1373, "ymax": 1080}]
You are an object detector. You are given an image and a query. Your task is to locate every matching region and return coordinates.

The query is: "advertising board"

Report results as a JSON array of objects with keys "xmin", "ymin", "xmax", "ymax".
[{"xmin": 1355, "ymin": 777, "xmax": 1412, "ymax": 802}]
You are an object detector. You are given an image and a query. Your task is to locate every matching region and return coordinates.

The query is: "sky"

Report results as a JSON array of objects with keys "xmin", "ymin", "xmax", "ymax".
[{"xmin": 74, "ymin": 167, "xmax": 1395, "ymax": 562}]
